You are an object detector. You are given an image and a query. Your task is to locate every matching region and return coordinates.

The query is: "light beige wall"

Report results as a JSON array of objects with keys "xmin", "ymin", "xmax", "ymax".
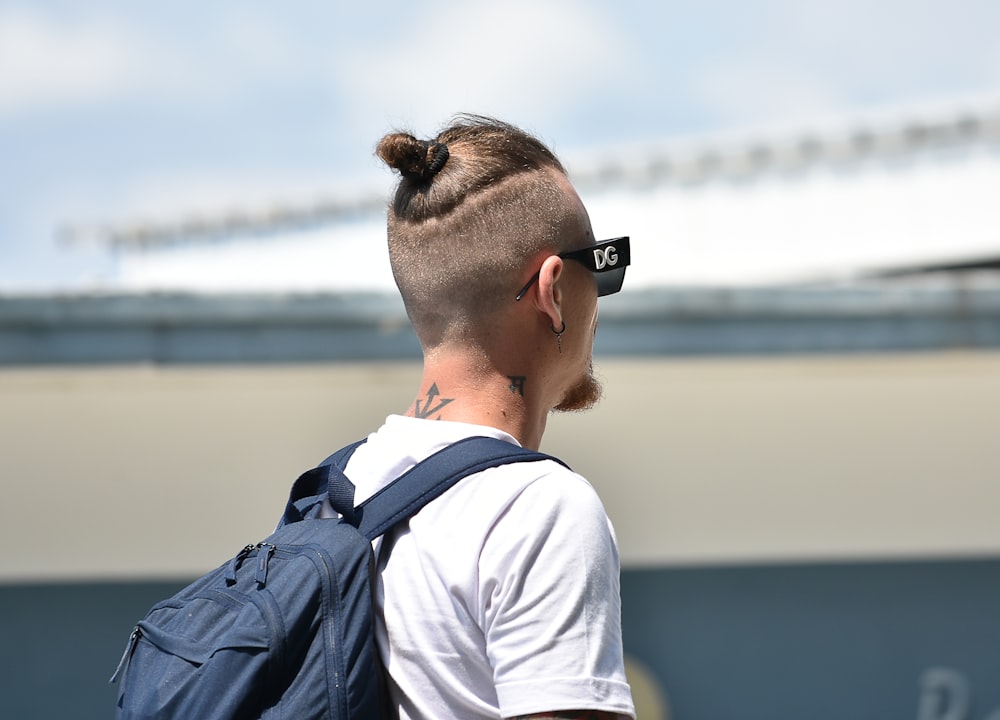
[{"xmin": 2, "ymin": 351, "xmax": 999, "ymax": 582}]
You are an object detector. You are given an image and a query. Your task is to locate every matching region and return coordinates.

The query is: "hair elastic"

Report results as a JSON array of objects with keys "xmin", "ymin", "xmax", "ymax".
[{"xmin": 426, "ymin": 143, "xmax": 450, "ymax": 177}]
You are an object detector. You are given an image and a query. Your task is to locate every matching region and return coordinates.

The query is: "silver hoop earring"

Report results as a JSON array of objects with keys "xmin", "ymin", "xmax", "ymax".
[{"xmin": 551, "ymin": 320, "xmax": 566, "ymax": 354}]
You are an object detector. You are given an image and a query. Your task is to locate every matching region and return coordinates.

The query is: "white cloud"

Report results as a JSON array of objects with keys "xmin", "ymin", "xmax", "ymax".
[
  {"xmin": 0, "ymin": 7, "xmax": 142, "ymax": 116},
  {"xmin": 692, "ymin": 61, "xmax": 848, "ymax": 130},
  {"xmin": 330, "ymin": 0, "xmax": 637, "ymax": 137},
  {"xmin": 779, "ymin": 0, "xmax": 1000, "ymax": 92},
  {"xmin": 680, "ymin": 0, "xmax": 1000, "ymax": 132},
  {"xmin": 0, "ymin": 6, "xmax": 314, "ymax": 118}
]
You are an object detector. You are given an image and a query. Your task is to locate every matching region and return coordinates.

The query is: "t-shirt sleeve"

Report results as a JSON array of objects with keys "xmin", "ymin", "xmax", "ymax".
[{"xmin": 477, "ymin": 465, "xmax": 636, "ymax": 718}]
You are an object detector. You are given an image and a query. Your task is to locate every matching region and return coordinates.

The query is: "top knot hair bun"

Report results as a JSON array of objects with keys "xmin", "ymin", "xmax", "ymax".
[{"xmin": 377, "ymin": 133, "xmax": 450, "ymax": 182}]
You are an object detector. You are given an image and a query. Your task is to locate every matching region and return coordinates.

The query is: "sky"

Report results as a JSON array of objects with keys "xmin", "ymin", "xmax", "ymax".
[{"xmin": 1, "ymin": 0, "xmax": 999, "ymax": 292}]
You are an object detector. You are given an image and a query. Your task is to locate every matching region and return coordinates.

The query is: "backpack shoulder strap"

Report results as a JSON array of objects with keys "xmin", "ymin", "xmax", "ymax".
[{"xmin": 356, "ymin": 435, "xmax": 567, "ymax": 541}]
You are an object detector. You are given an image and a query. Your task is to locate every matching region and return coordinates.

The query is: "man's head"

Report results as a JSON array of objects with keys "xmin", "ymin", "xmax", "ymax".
[
  {"xmin": 376, "ymin": 115, "xmax": 588, "ymax": 349},
  {"xmin": 377, "ymin": 115, "xmax": 629, "ymax": 415}
]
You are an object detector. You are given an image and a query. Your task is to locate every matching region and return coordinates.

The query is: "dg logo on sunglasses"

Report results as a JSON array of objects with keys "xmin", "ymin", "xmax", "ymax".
[{"xmin": 593, "ymin": 245, "xmax": 620, "ymax": 270}]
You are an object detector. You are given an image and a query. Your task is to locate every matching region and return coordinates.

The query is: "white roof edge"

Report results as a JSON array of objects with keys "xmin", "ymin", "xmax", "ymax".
[
  {"xmin": 64, "ymin": 95, "xmax": 1000, "ymax": 252},
  {"xmin": 569, "ymin": 95, "xmax": 1000, "ymax": 191}
]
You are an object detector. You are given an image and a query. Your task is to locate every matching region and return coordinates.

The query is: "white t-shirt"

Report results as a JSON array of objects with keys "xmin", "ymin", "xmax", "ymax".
[{"xmin": 330, "ymin": 415, "xmax": 635, "ymax": 720}]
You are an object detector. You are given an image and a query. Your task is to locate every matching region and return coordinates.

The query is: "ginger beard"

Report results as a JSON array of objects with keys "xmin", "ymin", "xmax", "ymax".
[
  {"xmin": 553, "ymin": 362, "xmax": 602, "ymax": 413},
  {"xmin": 553, "ymin": 314, "xmax": 602, "ymax": 413}
]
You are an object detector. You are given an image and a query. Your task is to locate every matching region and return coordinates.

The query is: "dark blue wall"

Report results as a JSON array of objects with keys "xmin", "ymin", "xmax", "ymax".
[
  {"xmin": 2, "ymin": 558, "xmax": 998, "ymax": 719},
  {"xmin": 0, "ymin": 581, "xmax": 184, "ymax": 720},
  {"xmin": 622, "ymin": 559, "xmax": 1000, "ymax": 720}
]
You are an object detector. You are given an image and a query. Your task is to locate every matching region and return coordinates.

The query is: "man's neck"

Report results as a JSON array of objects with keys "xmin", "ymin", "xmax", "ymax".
[{"xmin": 404, "ymin": 353, "xmax": 551, "ymax": 450}]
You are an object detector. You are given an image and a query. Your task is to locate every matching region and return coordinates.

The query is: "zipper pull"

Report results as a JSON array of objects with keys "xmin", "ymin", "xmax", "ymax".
[
  {"xmin": 255, "ymin": 543, "xmax": 276, "ymax": 587},
  {"xmin": 110, "ymin": 626, "xmax": 141, "ymax": 684},
  {"xmin": 226, "ymin": 544, "xmax": 257, "ymax": 585}
]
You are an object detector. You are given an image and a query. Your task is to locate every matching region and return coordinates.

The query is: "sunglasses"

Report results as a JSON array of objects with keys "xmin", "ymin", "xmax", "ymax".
[{"xmin": 515, "ymin": 236, "xmax": 631, "ymax": 301}]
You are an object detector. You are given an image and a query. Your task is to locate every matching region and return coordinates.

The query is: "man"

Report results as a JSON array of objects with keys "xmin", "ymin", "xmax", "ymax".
[{"xmin": 335, "ymin": 115, "xmax": 635, "ymax": 719}]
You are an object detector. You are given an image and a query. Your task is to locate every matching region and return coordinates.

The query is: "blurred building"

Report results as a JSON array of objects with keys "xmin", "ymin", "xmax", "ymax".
[{"xmin": 2, "ymin": 100, "xmax": 1000, "ymax": 719}]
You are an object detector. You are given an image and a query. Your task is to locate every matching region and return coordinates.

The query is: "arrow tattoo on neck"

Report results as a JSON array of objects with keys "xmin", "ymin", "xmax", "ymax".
[{"xmin": 414, "ymin": 382, "xmax": 454, "ymax": 419}]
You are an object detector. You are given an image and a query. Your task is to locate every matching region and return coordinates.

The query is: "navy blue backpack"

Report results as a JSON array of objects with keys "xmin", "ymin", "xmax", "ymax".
[{"xmin": 111, "ymin": 436, "xmax": 561, "ymax": 719}]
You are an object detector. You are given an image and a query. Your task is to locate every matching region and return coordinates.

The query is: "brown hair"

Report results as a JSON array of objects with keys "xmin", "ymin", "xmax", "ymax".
[{"xmin": 376, "ymin": 114, "xmax": 578, "ymax": 348}]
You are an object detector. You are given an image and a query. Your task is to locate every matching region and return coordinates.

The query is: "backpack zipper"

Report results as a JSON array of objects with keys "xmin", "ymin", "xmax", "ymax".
[
  {"xmin": 255, "ymin": 543, "xmax": 276, "ymax": 587},
  {"xmin": 225, "ymin": 544, "xmax": 259, "ymax": 585}
]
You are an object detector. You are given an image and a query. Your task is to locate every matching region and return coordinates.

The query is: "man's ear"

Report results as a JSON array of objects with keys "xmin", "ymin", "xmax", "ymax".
[{"xmin": 535, "ymin": 255, "xmax": 564, "ymax": 330}]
